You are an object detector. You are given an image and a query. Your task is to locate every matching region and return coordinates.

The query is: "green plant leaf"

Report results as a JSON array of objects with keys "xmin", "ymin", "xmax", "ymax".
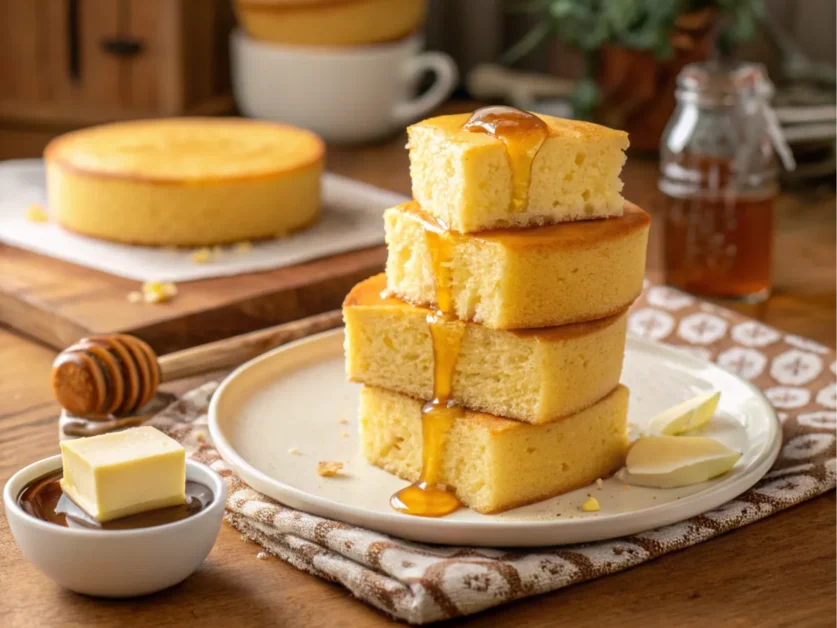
[{"xmin": 503, "ymin": 20, "xmax": 555, "ymax": 65}]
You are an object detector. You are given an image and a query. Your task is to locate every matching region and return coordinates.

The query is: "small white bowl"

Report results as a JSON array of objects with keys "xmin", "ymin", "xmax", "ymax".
[{"xmin": 4, "ymin": 456, "xmax": 227, "ymax": 597}]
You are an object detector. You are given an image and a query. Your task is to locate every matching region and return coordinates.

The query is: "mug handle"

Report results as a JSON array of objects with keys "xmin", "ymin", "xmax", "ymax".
[{"xmin": 393, "ymin": 51, "xmax": 459, "ymax": 126}]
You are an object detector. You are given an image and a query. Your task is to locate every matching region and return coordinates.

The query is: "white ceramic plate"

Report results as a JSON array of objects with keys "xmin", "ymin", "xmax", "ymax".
[{"xmin": 209, "ymin": 329, "xmax": 781, "ymax": 547}]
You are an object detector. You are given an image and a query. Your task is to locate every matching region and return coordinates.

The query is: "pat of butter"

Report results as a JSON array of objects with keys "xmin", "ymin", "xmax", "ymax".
[
  {"xmin": 59, "ymin": 426, "xmax": 186, "ymax": 522},
  {"xmin": 621, "ymin": 436, "xmax": 741, "ymax": 488},
  {"xmin": 648, "ymin": 391, "xmax": 720, "ymax": 435}
]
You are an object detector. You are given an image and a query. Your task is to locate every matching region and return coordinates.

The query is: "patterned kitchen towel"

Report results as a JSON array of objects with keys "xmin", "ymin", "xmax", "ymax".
[{"xmin": 147, "ymin": 284, "xmax": 836, "ymax": 625}]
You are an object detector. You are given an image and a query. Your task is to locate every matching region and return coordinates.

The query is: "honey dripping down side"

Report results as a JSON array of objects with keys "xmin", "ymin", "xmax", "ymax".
[
  {"xmin": 463, "ymin": 106, "xmax": 548, "ymax": 213},
  {"xmin": 390, "ymin": 227, "xmax": 463, "ymax": 517}
]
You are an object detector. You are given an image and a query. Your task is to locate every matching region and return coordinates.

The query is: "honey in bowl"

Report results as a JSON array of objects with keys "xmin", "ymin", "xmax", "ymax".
[
  {"xmin": 18, "ymin": 471, "xmax": 213, "ymax": 531},
  {"xmin": 463, "ymin": 106, "xmax": 548, "ymax": 213}
]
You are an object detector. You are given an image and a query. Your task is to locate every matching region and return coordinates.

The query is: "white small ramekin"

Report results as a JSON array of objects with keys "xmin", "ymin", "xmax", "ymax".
[{"xmin": 4, "ymin": 456, "xmax": 227, "ymax": 597}]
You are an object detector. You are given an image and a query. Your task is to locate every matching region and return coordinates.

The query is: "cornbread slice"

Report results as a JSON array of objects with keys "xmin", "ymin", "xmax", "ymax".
[
  {"xmin": 236, "ymin": 0, "xmax": 427, "ymax": 47},
  {"xmin": 45, "ymin": 118, "xmax": 323, "ymax": 246},
  {"xmin": 360, "ymin": 385, "xmax": 630, "ymax": 514},
  {"xmin": 385, "ymin": 201, "xmax": 650, "ymax": 329},
  {"xmin": 408, "ymin": 112, "xmax": 629, "ymax": 232},
  {"xmin": 344, "ymin": 274, "xmax": 627, "ymax": 422}
]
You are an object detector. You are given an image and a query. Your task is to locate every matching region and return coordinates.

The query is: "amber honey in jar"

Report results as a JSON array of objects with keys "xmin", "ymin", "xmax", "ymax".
[{"xmin": 659, "ymin": 62, "xmax": 793, "ymax": 303}]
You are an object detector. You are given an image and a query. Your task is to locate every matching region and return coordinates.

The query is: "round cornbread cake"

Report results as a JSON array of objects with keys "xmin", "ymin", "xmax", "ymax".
[
  {"xmin": 45, "ymin": 117, "xmax": 324, "ymax": 247},
  {"xmin": 235, "ymin": 0, "xmax": 427, "ymax": 46}
]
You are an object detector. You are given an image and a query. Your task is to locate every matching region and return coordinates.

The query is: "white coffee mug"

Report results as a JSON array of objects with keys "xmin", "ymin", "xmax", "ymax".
[{"xmin": 231, "ymin": 30, "xmax": 458, "ymax": 143}]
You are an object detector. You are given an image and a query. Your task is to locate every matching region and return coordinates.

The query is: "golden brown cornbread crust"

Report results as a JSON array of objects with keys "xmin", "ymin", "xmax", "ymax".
[
  {"xmin": 347, "ymin": 374, "xmax": 621, "ymax": 428},
  {"xmin": 58, "ymin": 211, "xmax": 321, "ymax": 248},
  {"xmin": 235, "ymin": 0, "xmax": 427, "ymax": 47},
  {"xmin": 400, "ymin": 200, "xmax": 651, "ymax": 245},
  {"xmin": 239, "ymin": 0, "xmax": 374, "ymax": 8},
  {"xmin": 361, "ymin": 384, "xmax": 630, "ymax": 513},
  {"xmin": 409, "ymin": 112, "xmax": 629, "ymax": 146},
  {"xmin": 45, "ymin": 118, "xmax": 325, "ymax": 185},
  {"xmin": 343, "ymin": 273, "xmax": 630, "ymax": 343}
]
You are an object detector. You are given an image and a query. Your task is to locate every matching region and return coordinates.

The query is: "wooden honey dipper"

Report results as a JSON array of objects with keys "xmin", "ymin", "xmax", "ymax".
[{"xmin": 51, "ymin": 310, "xmax": 344, "ymax": 418}]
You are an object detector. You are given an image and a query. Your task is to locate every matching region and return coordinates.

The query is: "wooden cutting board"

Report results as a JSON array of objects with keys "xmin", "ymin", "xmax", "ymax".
[
  {"xmin": 0, "ymin": 242, "xmax": 385, "ymax": 354},
  {"xmin": 0, "ymin": 127, "xmax": 416, "ymax": 355}
]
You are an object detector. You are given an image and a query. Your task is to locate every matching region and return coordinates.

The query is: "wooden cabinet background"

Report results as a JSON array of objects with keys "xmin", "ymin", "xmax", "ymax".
[{"xmin": 0, "ymin": 0, "xmax": 235, "ymax": 158}]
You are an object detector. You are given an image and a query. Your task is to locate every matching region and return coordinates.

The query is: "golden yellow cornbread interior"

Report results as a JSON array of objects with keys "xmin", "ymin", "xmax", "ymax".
[
  {"xmin": 359, "ymin": 384, "xmax": 630, "ymax": 514},
  {"xmin": 236, "ymin": 0, "xmax": 428, "ymax": 46},
  {"xmin": 407, "ymin": 112, "xmax": 629, "ymax": 233},
  {"xmin": 45, "ymin": 117, "xmax": 324, "ymax": 246},
  {"xmin": 384, "ymin": 201, "xmax": 650, "ymax": 329},
  {"xmin": 344, "ymin": 274, "xmax": 627, "ymax": 422}
]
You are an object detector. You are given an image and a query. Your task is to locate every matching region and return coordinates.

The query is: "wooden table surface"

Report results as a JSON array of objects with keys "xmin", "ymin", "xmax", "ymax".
[{"xmin": 1, "ymin": 120, "xmax": 835, "ymax": 627}]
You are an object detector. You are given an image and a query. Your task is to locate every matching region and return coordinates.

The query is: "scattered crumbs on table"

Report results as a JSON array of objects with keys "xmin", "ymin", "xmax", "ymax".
[
  {"xmin": 195, "ymin": 431, "xmax": 206, "ymax": 442},
  {"xmin": 288, "ymin": 447, "xmax": 302, "ymax": 455},
  {"xmin": 25, "ymin": 203, "xmax": 49, "ymax": 223},
  {"xmin": 256, "ymin": 552, "xmax": 270, "ymax": 561},
  {"xmin": 622, "ymin": 484, "xmax": 631, "ymax": 490},
  {"xmin": 595, "ymin": 478, "xmax": 604, "ymax": 490},
  {"xmin": 339, "ymin": 418, "xmax": 349, "ymax": 425},
  {"xmin": 581, "ymin": 496, "xmax": 601, "ymax": 512},
  {"xmin": 191, "ymin": 247, "xmax": 212, "ymax": 264},
  {"xmin": 341, "ymin": 431, "xmax": 350, "ymax": 438},
  {"xmin": 317, "ymin": 461, "xmax": 344, "ymax": 477}
]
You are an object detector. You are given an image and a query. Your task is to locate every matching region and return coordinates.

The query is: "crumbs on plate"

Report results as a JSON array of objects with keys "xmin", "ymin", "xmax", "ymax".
[{"xmin": 317, "ymin": 461, "xmax": 344, "ymax": 477}]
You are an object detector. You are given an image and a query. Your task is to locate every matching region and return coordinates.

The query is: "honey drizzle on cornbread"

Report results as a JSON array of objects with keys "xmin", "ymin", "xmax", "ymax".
[
  {"xmin": 390, "ymin": 312, "xmax": 464, "ymax": 517},
  {"xmin": 390, "ymin": 225, "xmax": 464, "ymax": 517},
  {"xmin": 463, "ymin": 106, "xmax": 548, "ymax": 213}
]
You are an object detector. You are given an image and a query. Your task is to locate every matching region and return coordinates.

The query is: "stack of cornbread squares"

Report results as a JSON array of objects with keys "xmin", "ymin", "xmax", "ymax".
[{"xmin": 343, "ymin": 108, "xmax": 650, "ymax": 515}]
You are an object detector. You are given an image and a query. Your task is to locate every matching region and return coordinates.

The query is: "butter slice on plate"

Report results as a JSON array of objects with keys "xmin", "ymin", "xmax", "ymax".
[
  {"xmin": 620, "ymin": 436, "xmax": 741, "ymax": 489},
  {"xmin": 59, "ymin": 426, "xmax": 186, "ymax": 522},
  {"xmin": 647, "ymin": 391, "xmax": 720, "ymax": 435}
]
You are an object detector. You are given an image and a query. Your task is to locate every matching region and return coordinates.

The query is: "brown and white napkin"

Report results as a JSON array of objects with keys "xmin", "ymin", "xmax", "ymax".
[{"xmin": 147, "ymin": 283, "xmax": 836, "ymax": 624}]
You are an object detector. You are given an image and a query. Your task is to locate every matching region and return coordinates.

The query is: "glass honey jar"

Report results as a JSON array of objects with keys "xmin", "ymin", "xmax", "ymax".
[{"xmin": 659, "ymin": 62, "xmax": 794, "ymax": 303}]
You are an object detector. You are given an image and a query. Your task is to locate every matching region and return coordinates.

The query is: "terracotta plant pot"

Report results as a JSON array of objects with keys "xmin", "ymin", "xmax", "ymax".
[{"xmin": 594, "ymin": 8, "xmax": 717, "ymax": 152}]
